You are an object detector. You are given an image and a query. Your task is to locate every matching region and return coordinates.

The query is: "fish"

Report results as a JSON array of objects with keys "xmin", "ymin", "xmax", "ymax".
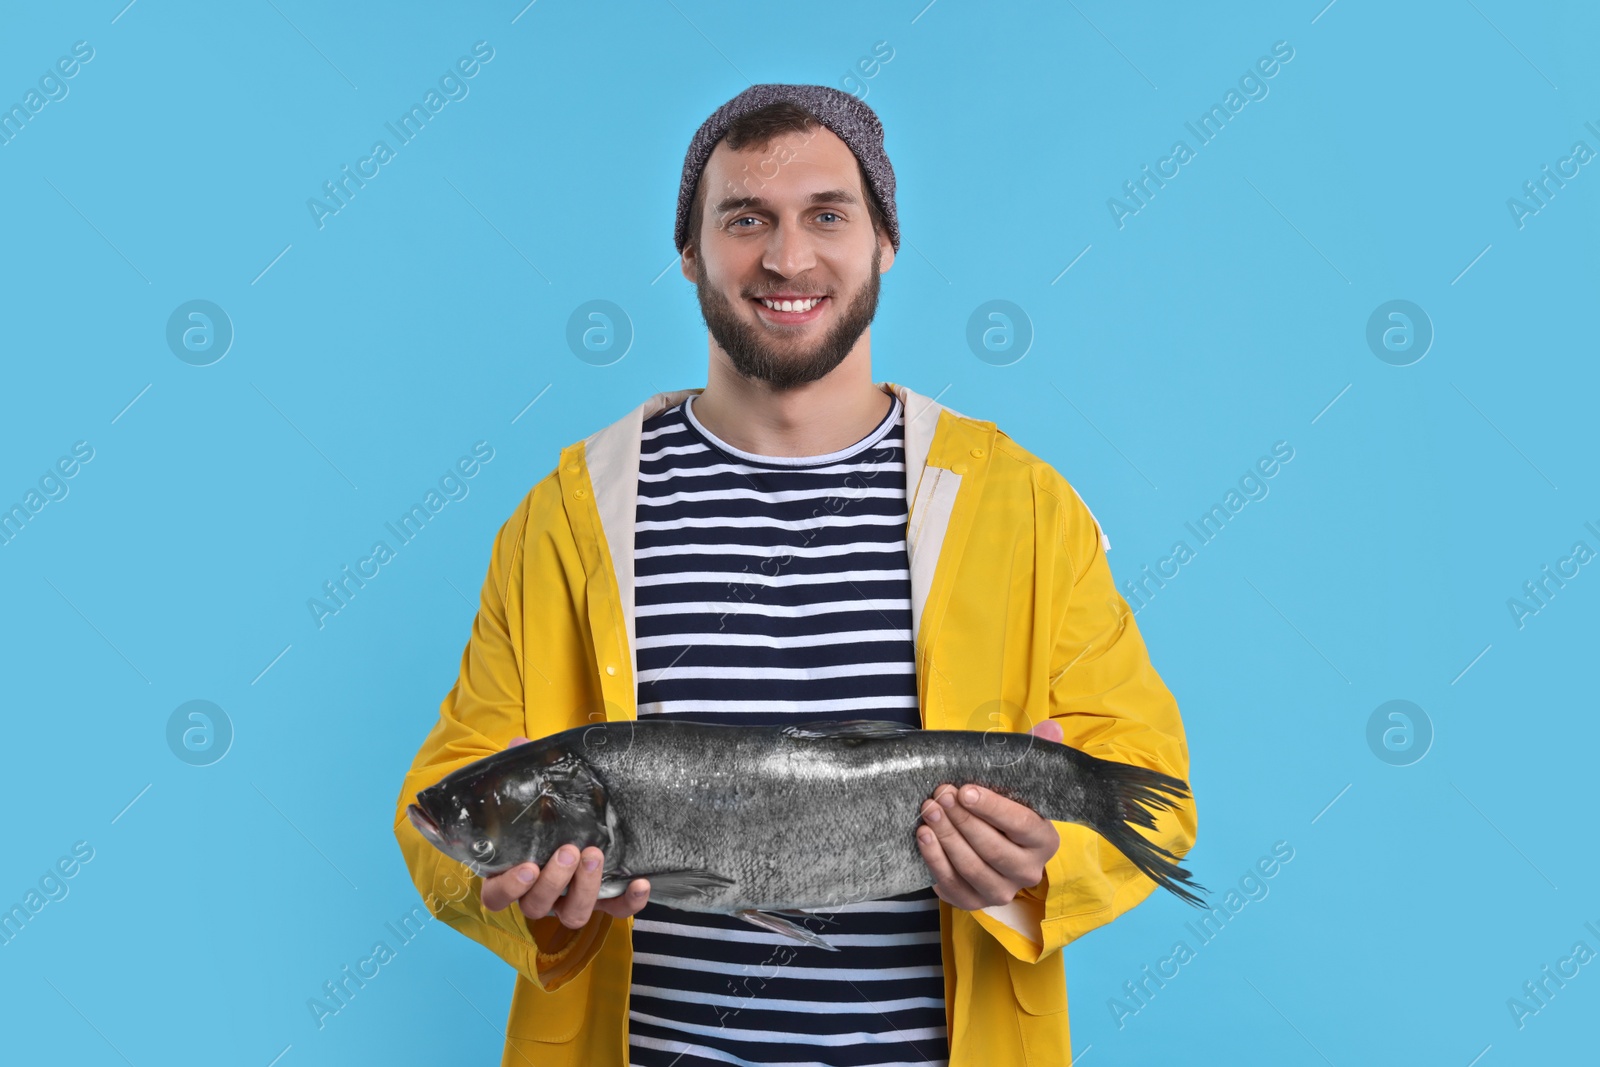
[{"xmin": 406, "ymin": 718, "xmax": 1205, "ymax": 950}]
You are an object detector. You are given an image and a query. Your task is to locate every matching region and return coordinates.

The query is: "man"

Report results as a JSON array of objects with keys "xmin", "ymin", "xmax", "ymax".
[{"xmin": 393, "ymin": 84, "xmax": 1196, "ymax": 1067}]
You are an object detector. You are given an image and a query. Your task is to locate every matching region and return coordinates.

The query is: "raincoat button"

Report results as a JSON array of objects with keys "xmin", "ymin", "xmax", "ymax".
[
  {"xmin": 970, "ymin": 448, "xmax": 985, "ymax": 458},
  {"xmin": 605, "ymin": 665, "xmax": 617, "ymax": 676},
  {"xmin": 565, "ymin": 463, "xmax": 578, "ymax": 474},
  {"xmin": 574, "ymin": 488, "xmax": 588, "ymax": 499},
  {"xmin": 953, "ymin": 463, "xmax": 969, "ymax": 475}
]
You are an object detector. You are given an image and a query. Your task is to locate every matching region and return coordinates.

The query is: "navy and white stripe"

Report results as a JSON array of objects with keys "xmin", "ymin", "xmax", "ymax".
[{"xmin": 628, "ymin": 393, "xmax": 948, "ymax": 1067}]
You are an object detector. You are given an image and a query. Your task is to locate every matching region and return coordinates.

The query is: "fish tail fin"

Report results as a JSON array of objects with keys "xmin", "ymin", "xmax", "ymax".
[{"xmin": 1081, "ymin": 755, "xmax": 1208, "ymax": 909}]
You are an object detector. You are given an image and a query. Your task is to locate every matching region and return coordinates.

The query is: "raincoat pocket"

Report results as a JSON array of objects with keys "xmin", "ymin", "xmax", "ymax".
[
  {"xmin": 1006, "ymin": 951, "xmax": 1067, "ymax": 1014},
  {"xmin": 505, "ymin": 960, "xmax": 593, "ymax": 1043}
]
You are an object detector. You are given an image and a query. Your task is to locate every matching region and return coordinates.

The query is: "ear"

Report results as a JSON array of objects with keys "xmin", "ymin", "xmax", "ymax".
[
  {"xmin": 876, "ymin": 228, "xmax": 895, "ymax": 274},
  {"xmin": 679, "ymin": 243, "xmax": 699, "ymax": 284}
]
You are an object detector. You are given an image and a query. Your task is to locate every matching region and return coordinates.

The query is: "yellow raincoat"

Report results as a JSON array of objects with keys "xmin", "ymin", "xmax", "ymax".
[{"xmin": 393, "ymin": 381, "xmax": 1197, "ymax": 1066}]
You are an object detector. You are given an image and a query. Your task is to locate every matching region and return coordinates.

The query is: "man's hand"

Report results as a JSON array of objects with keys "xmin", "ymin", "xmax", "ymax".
[
  {"xmin": 916, "ymin": 719, "xmax": 1065, "ymax": 911},
  {"xmin": 479, "ymin": 736, "xmax": 652, "ymax": 929}
]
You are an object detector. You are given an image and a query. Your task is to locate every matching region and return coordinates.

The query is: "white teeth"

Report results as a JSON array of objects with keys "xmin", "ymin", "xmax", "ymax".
[{"xmin": 760, "ymin": 297, "xmax": 822, "ymax": 312}]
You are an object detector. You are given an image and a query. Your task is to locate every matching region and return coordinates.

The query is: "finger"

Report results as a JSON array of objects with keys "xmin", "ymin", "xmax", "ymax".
[
  {"xmin": 507, "ymin": 735, "xmax": 529, "ymax": 748},
  {"xmin": 922, "ymin": 794, "xmax": 1005, "ymax": 906},
  {"xmin": 1030, "ymin": 719, "xmax": 1064, "ymax": 744},
  {"xmin": 598, "ymin": 878, "xmax": 652, "ymax": 918},
  {"xmin": 934, "ymin": 788, "xmax": 1025, "ymax": 875},
  {"xmin": 922, "ymin": 792, "xmax": 1022, "ymax": 906},
  {"xmin": 482, "ymin": 863, "xmax": 538, "ymax": 912},
  {"xmin": 519, "ymin": 845, "xmax": 580, "ymax": 920},
  {"xmin": 552, "ymin": 847, "xmax": 605, "ymax": 928},
  {"xmin": 954, "ymin": 784, "xmax": 1060, "ymax": 851},
  {"xmin": 946, "ymin": 791, "xmax": 1055, "ymax": 892},
  {"xmin": 915, "ymin": 813, "xmax": 983, "ymax": 910}
]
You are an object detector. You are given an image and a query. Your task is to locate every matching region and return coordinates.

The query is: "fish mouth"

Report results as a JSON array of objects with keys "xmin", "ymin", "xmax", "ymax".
[{"xmin": 406, "ymin": 803, "xmax": 446, "ymax": 848}]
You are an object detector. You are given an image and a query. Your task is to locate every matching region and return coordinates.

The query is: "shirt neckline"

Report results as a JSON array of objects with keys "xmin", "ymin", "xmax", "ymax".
[{"xmin": 682, "ymin": 392, "xmax": 901, "ymax": 468}]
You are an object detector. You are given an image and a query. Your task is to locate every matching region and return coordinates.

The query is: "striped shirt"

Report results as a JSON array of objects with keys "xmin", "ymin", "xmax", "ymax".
[{"xmin": 627, "ymin": 392, "xmax": 949, "ymax": 1067}]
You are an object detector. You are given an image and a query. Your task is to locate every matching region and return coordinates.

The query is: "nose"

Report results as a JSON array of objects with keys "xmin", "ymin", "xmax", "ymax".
[{"xmin": 761, "ymin": 217, "xmax": 819, "ymax": 279}]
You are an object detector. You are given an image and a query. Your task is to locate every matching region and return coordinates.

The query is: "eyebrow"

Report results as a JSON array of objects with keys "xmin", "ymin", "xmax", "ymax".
[{"xmin": 712, "ymin": 189, "xmax": 861, "ymax": 216}]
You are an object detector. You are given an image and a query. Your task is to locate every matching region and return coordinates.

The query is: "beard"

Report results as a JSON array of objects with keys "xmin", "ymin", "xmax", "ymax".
[{"xmin": 693, "ymin": 241, "xmax": 882, "ymax": 392}]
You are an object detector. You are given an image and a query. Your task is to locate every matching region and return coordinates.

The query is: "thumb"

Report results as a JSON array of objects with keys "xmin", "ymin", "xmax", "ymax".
[
  {"xmin": 508, "ymin": 736, "xmax": 530, "ymax": 748},
  {"xmin": 1030, "ymin": 719, "xmax": 1064, "ymax": 743}
]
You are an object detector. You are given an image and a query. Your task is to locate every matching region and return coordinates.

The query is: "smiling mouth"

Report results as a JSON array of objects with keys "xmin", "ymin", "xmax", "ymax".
[{"xmin": 751, "ymin": 295, "xmax": 828, "ymax": 323}]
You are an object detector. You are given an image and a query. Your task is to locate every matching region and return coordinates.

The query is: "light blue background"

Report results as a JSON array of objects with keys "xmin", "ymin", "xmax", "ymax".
[{"xmin": 1, "ymin": 1, "xmax": 1595, "ymax": 1064}]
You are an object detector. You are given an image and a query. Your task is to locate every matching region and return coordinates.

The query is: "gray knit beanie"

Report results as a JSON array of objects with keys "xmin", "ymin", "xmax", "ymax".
[{"xmin": 674, "ymin": 83, "xmax": 899, "ymax": 254}]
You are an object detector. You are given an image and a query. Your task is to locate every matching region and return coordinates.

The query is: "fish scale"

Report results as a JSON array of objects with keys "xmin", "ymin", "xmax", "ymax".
[{"xmin": 604, "ymin": 726, "xmax": 938, "ymax": 911}]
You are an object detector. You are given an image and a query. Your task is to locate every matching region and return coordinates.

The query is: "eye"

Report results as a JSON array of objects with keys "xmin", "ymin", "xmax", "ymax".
[
  {"xmin": 730, "ymin": 216, "xmax": 760, "ymax": 229},
  {"xmin": 816, "ymin": 212, "xmax": 842, "ymax": 223},
  {"xmin": 471, "ymin": 839, "xmax": 494, "ymax": 857}
]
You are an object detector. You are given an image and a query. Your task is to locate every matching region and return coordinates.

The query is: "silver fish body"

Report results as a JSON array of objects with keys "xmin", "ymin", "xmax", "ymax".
[{"xmin": 408, "ymin": 718, "xmax": 1203, "ymax": 946}]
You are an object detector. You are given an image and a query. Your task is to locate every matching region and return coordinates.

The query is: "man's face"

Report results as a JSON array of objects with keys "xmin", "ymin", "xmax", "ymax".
[{"xmin": 683, "ymin": 126, "xmax": 894, "ymax": 392}]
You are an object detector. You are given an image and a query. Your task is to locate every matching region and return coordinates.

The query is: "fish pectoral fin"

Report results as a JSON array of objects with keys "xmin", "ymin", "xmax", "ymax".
[
  {"xmin": 607, "ymin": 868, "xmax": 736, "ymax": 905},
  {"xmin": 780, "ymin": 719, "xmax": 919, "ymax": 741},
  {"xmin": 737, "ymin": 910, "xmax": 839, "ymax": 952}
]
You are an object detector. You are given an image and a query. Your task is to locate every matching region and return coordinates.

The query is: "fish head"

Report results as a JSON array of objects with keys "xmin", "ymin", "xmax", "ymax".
[{"xmin": 406, "ymin": 734, "xmax": 612, "ymax": 879}]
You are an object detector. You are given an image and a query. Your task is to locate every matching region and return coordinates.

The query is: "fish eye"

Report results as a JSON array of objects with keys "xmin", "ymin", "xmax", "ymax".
[{"xmin": 471, "ymin": 839, "xmax": 494, "ymax": 857}]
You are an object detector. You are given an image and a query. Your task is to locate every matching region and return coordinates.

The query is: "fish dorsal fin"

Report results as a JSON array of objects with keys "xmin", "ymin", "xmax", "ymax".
[
  {"xmin": 736, "ymin": 909, "xmax": 839, "ymax": 951},
  {"xmin": 780, "ymin": 719, "xmax": 918, "ymax": 742}
]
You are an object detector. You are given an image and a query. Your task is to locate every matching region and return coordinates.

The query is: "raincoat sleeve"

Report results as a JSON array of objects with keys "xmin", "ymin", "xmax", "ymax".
[
  {"xmin": 993, "ymin": 473, "xmax": 1198, "ymax": 962},
  {"xmin": 392, "ymin": 477, "xmax": 615, "ymax": 993}
]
